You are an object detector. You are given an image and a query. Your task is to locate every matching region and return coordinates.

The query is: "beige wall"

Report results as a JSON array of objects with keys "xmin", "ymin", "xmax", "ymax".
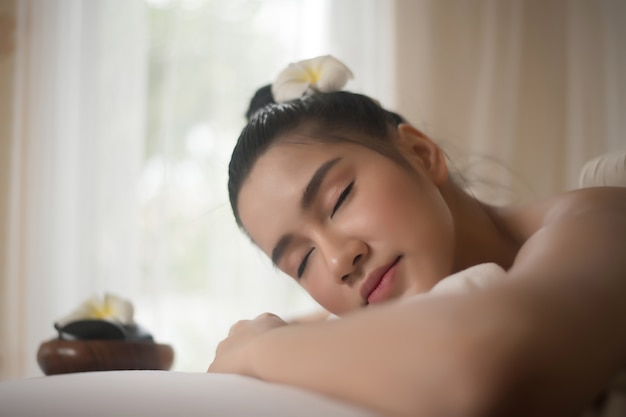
[
  {"xmin": 0, "ymin": 0, "xmax": 16, "ymax": 376},
  {"xmin": 393, "ymin": 0, "xmax": 625, "ymax": 204}
]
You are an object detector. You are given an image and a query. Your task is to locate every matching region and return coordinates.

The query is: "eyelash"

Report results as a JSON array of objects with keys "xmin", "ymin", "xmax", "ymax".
[
  {"xmin": 297, "ymin": 181, "xmax": 355, "ymax": 278},
  {"xmin": 331, "ymin": 181, "xmax": 354, "ymax": 218},
  {"xmin": 297, "ymin": 248, "xmax": 314, "ymax": 278}
]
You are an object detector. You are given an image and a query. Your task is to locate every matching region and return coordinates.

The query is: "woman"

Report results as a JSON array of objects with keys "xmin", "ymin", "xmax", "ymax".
[{"xmin": 208, "ymin": 56, "xmax": 626, "ymax": 417}]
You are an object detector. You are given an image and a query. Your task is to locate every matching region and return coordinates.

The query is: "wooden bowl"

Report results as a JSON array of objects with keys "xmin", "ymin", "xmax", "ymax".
[{"xmin": 37, "ymin": 339, "xmax": 175, "ymax": 375}]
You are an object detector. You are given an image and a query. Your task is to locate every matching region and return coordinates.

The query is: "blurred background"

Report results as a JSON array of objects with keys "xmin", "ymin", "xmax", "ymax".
[{"xmin": 0, "ymin": 0, "xmax": 624, "ymax": 380}]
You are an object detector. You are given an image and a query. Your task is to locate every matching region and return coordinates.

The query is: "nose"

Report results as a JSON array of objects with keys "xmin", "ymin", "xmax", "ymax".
[{"xmin": 320, "ymin": 233, "xmax": 367, "ymax": 284}]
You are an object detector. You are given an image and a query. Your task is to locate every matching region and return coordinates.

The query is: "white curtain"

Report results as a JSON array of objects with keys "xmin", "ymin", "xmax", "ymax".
[
  {"xmin": 324, "ymin": 0, "xmax": 396, "ymax": 108},
  {"xmin": 394, "ymin": 0, "xmax": 626, "ymax": 204},
  {"xmin": 1, "ymin": 0, "xmax": 147, "ymax": 380}
]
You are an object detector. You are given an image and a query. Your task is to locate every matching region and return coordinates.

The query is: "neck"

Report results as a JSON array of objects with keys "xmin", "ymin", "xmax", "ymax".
[{"xmin": 441, "ymin": 181, "xmax": 519, "ymax": 273}]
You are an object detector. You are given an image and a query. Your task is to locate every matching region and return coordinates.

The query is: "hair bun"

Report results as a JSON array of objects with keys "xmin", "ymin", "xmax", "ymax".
[{"xmin": 245, "ymin": 84, "xmax": 275, "ymax": 121}]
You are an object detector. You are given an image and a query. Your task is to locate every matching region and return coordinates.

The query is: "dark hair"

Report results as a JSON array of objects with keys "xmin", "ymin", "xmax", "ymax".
[{"xmin": 229, "ymin": 85, "xmax": 408, "ymax": 228}]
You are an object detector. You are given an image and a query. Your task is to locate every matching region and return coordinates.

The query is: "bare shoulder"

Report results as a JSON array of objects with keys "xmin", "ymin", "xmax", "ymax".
[
  {"xmin": 502, "ymin": 186, "xmax": 626, "ymax": 280},
  {"xmin": 541, "ymin": 186, "xmax": 626, "ymax": 226},
  {"xmin": 496, "ymin": 186, "xmax": 626, "ymax": 244}
]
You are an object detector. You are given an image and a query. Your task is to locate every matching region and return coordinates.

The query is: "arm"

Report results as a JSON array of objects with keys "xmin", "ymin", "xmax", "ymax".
[
  {"xmin": 210, "ymin": 289, "xmax": 523, "ymax": 417},
  {"xmin": 210, "ymin": 188, "xmax": 626, "ymax": 417},
  {"xmin": 491, "ymin": 187, "xmax": 626, "ymax": 415}
]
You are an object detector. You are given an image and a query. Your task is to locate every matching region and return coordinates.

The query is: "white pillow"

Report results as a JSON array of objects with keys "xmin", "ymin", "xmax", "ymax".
[
  {"xmin": 0, "ymin": 370, "xmax": 381, "ymax": 417},
  {"xmin": 579, "ymin": 151, "xmax": 626, "ymax": 188}
]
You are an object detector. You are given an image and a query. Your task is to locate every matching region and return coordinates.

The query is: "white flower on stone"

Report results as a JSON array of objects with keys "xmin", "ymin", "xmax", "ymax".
[
  {"xmin": 271, "ymin": 55, "xmax": 354, "ymax": 103},
  {"xmin": 56, "ymin": 293, "xmax": 134, "ymax": 327}
]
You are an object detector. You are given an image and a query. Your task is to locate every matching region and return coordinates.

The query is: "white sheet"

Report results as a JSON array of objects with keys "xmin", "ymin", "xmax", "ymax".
[{"xmin": 0, "ymin": 370, "xmax": 381, "ymax": 417}]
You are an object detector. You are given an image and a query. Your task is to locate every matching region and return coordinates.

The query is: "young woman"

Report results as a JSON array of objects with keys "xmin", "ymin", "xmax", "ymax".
[{"xmin": 208, "ymin": 56, "xmax": 626, "ymax": 417}]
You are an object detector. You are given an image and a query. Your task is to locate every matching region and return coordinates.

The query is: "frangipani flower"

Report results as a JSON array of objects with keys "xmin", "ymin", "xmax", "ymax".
[
  {"xmin": 271, "ymin": 55, "xmax": 354, "ymax": 103},
  {"xmin": 55, "ymin": 293, "xmax": 134, "ymax": 328}
]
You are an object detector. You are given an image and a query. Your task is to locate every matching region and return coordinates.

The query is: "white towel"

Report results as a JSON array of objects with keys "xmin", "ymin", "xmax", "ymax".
[{"xmin": 429, "ymin": 262, "xmax": 506, "ymax": 295}]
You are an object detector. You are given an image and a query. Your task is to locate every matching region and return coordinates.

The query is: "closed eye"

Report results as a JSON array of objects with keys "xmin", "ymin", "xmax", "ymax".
[
  {"xmin": 297, "ymin": 248, "xmax": 314, "ymax": 279},
  {"xmin": 331, "ymin": 181, "xmax": 354, "ymax": 218}
]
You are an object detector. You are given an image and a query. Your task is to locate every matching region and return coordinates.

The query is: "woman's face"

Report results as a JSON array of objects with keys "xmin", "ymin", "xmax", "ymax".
[{"xmin": 238, "ymin": 126, "xmax": 456, "ymax": 315}]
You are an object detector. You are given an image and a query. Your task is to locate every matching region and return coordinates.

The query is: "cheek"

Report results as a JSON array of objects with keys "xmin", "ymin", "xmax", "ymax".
[
  {"xmin": 347, "ymin": 176, "xmax": 425, "ymax": 237},
  {"xmin": 357, "ymin": 176, "xmax": 455, "ymax": 278},
  {"xmin": 402, "ymin": 191, "xmax": 456, "ymax": 284}
]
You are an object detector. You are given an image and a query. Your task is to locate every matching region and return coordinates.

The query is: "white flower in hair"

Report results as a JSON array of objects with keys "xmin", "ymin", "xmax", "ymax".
[{"xmin": 271, "ymin": 55, "xmax": 354, "ymax": 103}]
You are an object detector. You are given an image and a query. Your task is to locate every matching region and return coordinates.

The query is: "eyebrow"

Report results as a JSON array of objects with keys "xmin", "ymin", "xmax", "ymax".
[
  {"xmin": 271, "ymin": 157, "xmax": 343, "ymax": 266},
  {"xmin": 301, "ymin": 157, "xmax": 342, "ymax": 210}
]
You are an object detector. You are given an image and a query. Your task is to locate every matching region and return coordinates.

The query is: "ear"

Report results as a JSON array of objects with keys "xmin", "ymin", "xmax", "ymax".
[{"xmin": 396, "ymin": 124, "xmax": 448, "ymax": 186}]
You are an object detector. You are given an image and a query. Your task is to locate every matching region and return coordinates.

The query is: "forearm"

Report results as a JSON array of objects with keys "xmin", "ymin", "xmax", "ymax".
[{"xmin": 242, "ymin": 292, "xmax": 528, "ymax": 417}]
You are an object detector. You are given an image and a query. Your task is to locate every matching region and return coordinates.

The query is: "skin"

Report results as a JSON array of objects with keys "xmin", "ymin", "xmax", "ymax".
[{"xmin": 209, "ymin": 124, "xmax": 626, "ymax": 417}]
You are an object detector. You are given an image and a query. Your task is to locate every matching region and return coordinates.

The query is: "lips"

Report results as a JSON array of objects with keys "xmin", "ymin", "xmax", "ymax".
[{"xmin": 360, "ymin": 256, "xmax": 401, "ymax": 304}]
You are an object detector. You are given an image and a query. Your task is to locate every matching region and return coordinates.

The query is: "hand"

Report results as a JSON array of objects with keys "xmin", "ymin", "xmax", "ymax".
[{"xmin": 207, "ymin": 312, "xmax": 288, "ymax": 375}]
